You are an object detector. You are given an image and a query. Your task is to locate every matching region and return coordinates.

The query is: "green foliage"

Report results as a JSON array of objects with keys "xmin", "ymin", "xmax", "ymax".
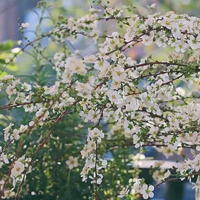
[{"xmin": 0, "ymin": 41, "xmax": 18, "ymax": 77}]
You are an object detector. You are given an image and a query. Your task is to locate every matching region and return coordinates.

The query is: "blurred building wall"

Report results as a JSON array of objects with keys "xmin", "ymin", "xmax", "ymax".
[{"xmin": 0, "ymin": 0, "xmax": 40, "ymax": 41}]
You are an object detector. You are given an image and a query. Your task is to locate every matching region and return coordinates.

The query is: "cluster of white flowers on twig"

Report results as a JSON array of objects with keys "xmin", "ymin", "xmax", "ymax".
[
  {"xmin": 81, "ymin": 128, "xmax": 107, "ymax": 185},
  {"xmin": 118, "ymin": 179, "xmax": 154, "ymax": 199}
]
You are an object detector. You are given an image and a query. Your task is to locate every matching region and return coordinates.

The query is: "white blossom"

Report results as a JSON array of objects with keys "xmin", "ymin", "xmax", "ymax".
[{"xmin": 66, "ymin": 156, "xmax": 78, "ymax": 169}]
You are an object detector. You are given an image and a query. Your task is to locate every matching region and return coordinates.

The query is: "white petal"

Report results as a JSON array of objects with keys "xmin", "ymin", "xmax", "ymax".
[
  {"xmin": 149, "ymin": 185, "xmax": 154, "ymax": 191},
  {"xmin": 143, "ymin": 193, "xmax": 148, "ymax": 199},
  {"xmin": 149, "ymin": 192, "xmax": 154, "ymax": 198}
]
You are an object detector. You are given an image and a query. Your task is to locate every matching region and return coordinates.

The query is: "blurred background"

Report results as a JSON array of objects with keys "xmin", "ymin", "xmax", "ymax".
[{"xmin": 0, "ymin": 0, "xmax": 200, "ymax": 199}]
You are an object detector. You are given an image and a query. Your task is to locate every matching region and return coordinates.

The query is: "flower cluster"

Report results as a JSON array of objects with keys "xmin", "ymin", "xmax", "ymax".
[
  {"xmin": 81, "ymin": 128, "xmax": 107, "ymax": 185},
  {"xmin": 118, "ymin": 179, "xmax": 154, "ymax": 199},
  {"xmin": 2, "ymin": 1, "xmax": 200, "ymax": 199}
]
